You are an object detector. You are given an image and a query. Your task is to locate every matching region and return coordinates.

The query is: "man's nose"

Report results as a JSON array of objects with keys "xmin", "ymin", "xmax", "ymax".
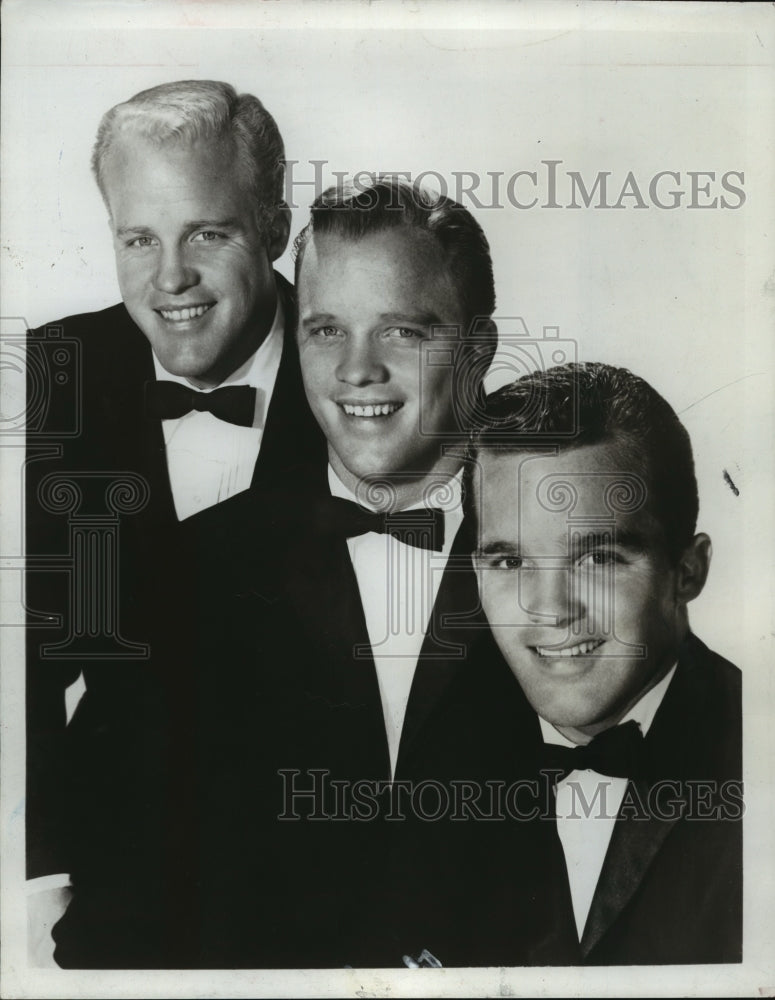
[
  {"xmin": 335, "ymin": 338, "xmax": 388, "ymax": 387},
  {"xmin": 153, "ymin": 245, "xmax": 199, "ymax": 295},
  {"xmin": 519, "ymin": 565, "xmax": 584, "ymax": 628}
]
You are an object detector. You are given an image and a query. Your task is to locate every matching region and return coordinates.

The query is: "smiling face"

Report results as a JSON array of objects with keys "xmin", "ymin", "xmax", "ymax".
[
  {"xmin": 296, "ymin": 228, "xmax": 467, "ymax": 501},
  {"xmin": 474, "ymin": 441, "xmax": 707, "ymax": 741},
  {"xmin": 103, "ymin": 134, "xmax": 286, "ymax": 388}
]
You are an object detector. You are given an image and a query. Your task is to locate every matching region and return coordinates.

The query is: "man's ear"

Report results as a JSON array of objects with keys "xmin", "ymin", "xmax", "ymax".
[
  {"xmin": 675, "ymin": 532, "xmax": 712, "ymax": 604},
  {"xmin": 266, "ymin": 203, "xmax": 292, "ymax": 262},
  {"xmin": 471, "ymin": 317, "xmax": 497, "ymax": 362},
  {"xmin": 461, "ymin": 317, "xmax": 498, "ymax": 396}
]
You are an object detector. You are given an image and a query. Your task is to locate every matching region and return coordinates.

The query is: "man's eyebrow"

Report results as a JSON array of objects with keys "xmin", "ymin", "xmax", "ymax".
[
  {"xmin": 476, "ymin": 540, "xmax": 520, "ymax": 556},
  {"xmin": 569, "ymin": 529, "xmax": 648, "ymax": 553},
  {"xmin": 184, "ymin": 218, "xmax": 242, "ymax": 231},
  {"xmin": 115, "ymin": 225, "xmax": 155, "ymax": 238},
  {"xmin": 299, "ymin": 312, "xmax": 339, "ymax": 326},
  {"xmin": 476, "ymin": 531, "xmax": 649, "ymax": 559},
  {"xmin": 374, "ymin": 311, "xmax": 445, "ymax": 326},
  {"xmin": 115, "ymin": 219, "xmax": 242, "ymax": 237},
  {"xmin": 299, "ymin": 311, "xmax": 448, "ymax": 327}
]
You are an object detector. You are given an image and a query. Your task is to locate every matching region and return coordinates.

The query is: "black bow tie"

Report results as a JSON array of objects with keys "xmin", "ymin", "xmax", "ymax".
[
  {"xmin": 144, "ymin": 380, "xmax": 257, "ymax": 427},
  {"xmin": 315, "ymin": 496, "xmax": 446, "ymax": 551},
  {"xmin": 542, "ymin": 720, "xmax": 647, "ymax": 780}
]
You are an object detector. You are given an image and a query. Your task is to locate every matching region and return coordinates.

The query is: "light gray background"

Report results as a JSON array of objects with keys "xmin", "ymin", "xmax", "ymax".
[{"xmin": 1, "ymin": 1, "xmax": 773, "ymax": 997}]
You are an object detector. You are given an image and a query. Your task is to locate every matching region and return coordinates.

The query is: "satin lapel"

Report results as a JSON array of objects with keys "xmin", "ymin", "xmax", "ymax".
[
  {"xmin": 579, "ymin": 654, "xmax": 698, "ymax": 958},
  {"xmin": 277, "ymin": 512, "xmax": 390, "ymax": 776},
  {"xmin": 534, "ymin": 773, "xmax": 584, "ymax": 964},
  {"xmin": 396, "ymin": 521, "xmax": 486, "ymax": 770},
  {"xmin": 99, "ymin": 310, "xmax": 177, "ymax": 527},
  {"xmin": 502, "ymin": 710, "xmax": 583, "ymax": 964},
  {"xmin": 138, "ymin": 385, "xmax": 176, "ymax": 528},
  {"xmin": 251, "ymin": 273, "xmax": 325, "ymax": 487},
  {"xmin": 579, "ymin": 775, "xmax": 684, "ymax": 958}
]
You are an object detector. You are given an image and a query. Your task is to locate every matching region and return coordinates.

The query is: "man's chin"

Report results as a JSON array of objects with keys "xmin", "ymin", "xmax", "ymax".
[
  {"xmin": 536, "ymin": 691, "xmax": 633, "ymax": 738},
  {"xmin": 523, "ymin": 681, "xmax": 609, "ymax": 733},
  {"xmin": 151, "ymin": 351, "xmax": 219, "ymax": 387},
  {"xmin": 331, "ymin": 448, "xmax": 402, "ymax": 481},
  {"xmin": 340, "ymin": 466, "xmax": 400, "ymax": 503},
  {"xmin": 140, "ymin": 329, "xmax": 208, "ymax": 373}
]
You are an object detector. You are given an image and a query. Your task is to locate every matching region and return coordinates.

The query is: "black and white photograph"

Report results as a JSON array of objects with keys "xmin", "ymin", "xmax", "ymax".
[{"xmin": 1, "ymin": 1, "xmax": 773, "ymax": 997}]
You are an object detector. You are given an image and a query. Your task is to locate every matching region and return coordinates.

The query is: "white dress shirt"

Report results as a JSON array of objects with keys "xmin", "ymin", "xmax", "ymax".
[
  {"xmin": 153, "ymin": 295, "xmax": 284, "ymax": 522},
  {"xmin": 328, "ymin": 466, "xmax": 464, "ymax": 778},
  {"xmin": 539, "ymin": 663, "xmax": 677, "ymax": 940}
]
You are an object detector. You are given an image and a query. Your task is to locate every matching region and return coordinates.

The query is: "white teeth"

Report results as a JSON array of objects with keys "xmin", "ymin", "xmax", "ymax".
[
  {"xmin": 535, "ymin": 639, "xmax": 603, "ymax": 658},
  {"xmin": 341, "ymin": 403, "xmax": 401, "ymax": 417},
  {"xmin": 159, "ymin": 303, "xmax": 213, "ymax": 321}
]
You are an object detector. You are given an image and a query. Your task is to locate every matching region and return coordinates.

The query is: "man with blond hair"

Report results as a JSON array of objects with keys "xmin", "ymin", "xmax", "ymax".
[{"xmin": 26, "ymin": 80, "xmax": 322, "ymax": 964}]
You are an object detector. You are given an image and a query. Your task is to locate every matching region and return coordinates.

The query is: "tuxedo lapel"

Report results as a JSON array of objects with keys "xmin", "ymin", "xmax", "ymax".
[
  {"xmin": 283, "ymin": 531, "xmax": 382, "ymax": 708},
  {"xmin": 135, "ymin": 382, "xmax": 177, "ymax": 529},
  {"xmin": 94, "ymin": 306, "xmax": 177, "ymax": 527},
  {"xmin": 253, "ymin": 474, "xmax": 390, "ymax": 778},
  {"xmin": 251, "ymin": 272, "xmax": 324, "ymax": 487},
  {"xmin": 530, "ymin": 776, "xmax": 584, "ymax": 964},
  {"xmin": 578, "ymin": 642, "xmax": 704, "ymax": 958},
  {"xmin": 396, "ymin": 521, "xmax": 485, "ymax": 771},
  {"xmin": 579, "ymin": 776, "xmax": 684, "ymax": 958}
]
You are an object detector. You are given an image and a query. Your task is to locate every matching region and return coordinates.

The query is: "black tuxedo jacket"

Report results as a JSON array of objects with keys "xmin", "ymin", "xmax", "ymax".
[
  {"xmin": 26, "ymin": 274, "xmax": 325, "ymax": 878},
  {"xmin": 433, "ymin": 631, "xmax": 743, "ymax": 967},
  {"xmin": 52, "ymin": 461, "xmax": 509, "ymax": 968}
]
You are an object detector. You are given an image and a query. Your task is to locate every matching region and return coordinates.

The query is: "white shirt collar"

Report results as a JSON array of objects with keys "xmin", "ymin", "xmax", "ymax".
[
  {"xmin": 540, "ymin": 661, "xmax": 678, "ymax": 748},
  {"xmin": 151, "ymin": 291, "xmax": 284, "ymax": 391}
]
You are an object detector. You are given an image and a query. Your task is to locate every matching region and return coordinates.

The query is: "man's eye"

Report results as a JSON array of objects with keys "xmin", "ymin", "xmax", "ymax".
[
  {"xmin": 310, "ymin": 326, "xmax": 342, "ymax": 338},
  {"xmin": 127, "ymin": 236, "xmax": 156, "ymax": 248},
  {"xmin": 578, "ymin": 550, "xmax": 617, "ymax": 568},
  {"xmin": 191, "ymin": 231, "xmax": 224, "ymax": 243},
  {"xmin": 386, "ymin": 327, "xmax": 423, "ymax": 340},
  {"xmin": 493, "ymin": 556, "xmax": 523, "ymax": 570}
]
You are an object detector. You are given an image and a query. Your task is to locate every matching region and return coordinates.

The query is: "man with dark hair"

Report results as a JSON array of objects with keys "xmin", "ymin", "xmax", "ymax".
[
  {"xmin": 461, "ymin": 361, "xmax": 742, "ymax": 965},
  {"xmin": 26, "ymin": 79, "xmax": 323, "ymax": 964},
  {"xmin": 293, "ymin": 179, "xmax": 497, "ymax": 332}
]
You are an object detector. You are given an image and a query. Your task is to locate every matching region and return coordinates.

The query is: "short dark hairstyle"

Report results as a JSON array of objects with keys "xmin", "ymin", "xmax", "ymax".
[
  {"xmin": 464, "ymin": 362, "xmax": 699, "ymax": 563},
  {"xmin": 93, "ymin": 80, "xmax": 286, "ymax": 231},
  {"xmin": 292, "ymin": 177, "xmax": 497, "ymax": 372}
]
